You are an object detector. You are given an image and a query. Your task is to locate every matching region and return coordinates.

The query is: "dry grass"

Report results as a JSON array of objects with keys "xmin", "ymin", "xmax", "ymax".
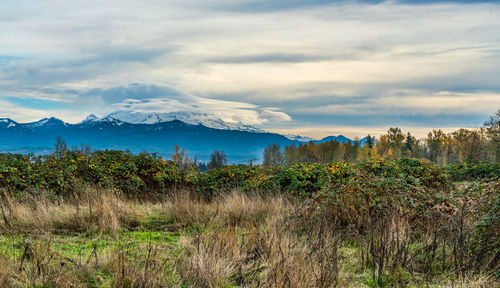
[
  {"xmin": 156, "ymin": 190, "xmax": 290, "ymax": 229},
  {"xmin": 218, "ymin": 191, "xmax": 288, "ymax": 227},
  {"xmin": 0, "ymin": 189, "xmax": 498, "ymax": 287},
  {"xmin": 0, "ymin": 238, "xmax": 179, "ymax": 288},
  {"xmin": 102, "ymin": 242, "xmax": 175, "ymax": 287},
  {"xmin": 176, "ymin": 193, "xmax": 341, "ymax": 288},
  {"xmin": 0, "ymin": 241, "xmax": 83, "ymax": 287},
  {"xmin": 0, "ymin": 256, "xmax": 11, "ymax": 287},
  {"xmin": 177, "ymin": 223, "xmax": 341, "ymax": 288},
  {"xmin": 0, "ymin": 189, "xmax": 142, "ymax": 234},
  {"xmin": 440, "ymin": 274, "xmax": 499, "ymax": 288}
]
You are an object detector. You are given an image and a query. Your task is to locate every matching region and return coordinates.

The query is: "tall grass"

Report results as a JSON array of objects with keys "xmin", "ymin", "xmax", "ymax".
[
  {"xmin": 0, "ymin": 188, "xmax": 141, "ymax": 234},
  {"xmin": 0, "ymin": 186, "xmax": 498, "ymax": 287}
]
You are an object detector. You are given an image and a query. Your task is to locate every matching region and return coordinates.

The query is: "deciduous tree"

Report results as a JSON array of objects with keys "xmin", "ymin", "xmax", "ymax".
[
  {"xmin": 208, "ymin": 150, "xmax": 227, "ymax": 170},
  {"xmin": 263, "ymin": 144, "xmax": 284, "ymax": 167}
]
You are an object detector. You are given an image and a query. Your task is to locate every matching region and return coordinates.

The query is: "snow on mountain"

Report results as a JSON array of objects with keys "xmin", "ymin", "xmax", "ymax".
[
  {"xmin": 78, "ymin": 114, "xmax": 98, "ymax": 124},
  {"xmin": 24, "ymin": 117, "xmax": 67, "ymax": 128},
  {"xmin": 79, "ymin": 116, "xmax": 125, "ymax": 127},
  {"xmin": 75, "ymin": 111, "xmax": 364, "ymax": 145},
  {"xmin": 0, "ymin": 118, "xmax": 17, "ymax": 128},
  {"xmin": 284, "ymin": 134, "xmax": 315, "ymax": 142},
  {"xmin": 97, "ymin": 111, "xmax": 264, "ymax": 133}
]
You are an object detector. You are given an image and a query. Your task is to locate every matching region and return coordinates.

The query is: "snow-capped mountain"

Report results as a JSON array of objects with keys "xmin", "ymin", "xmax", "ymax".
[
  {"xmin": 0, "ymin": 115, "xmax": 293, "ymax": 162},
  {"xmin": 91, "ymin": 111, "xmax": 264, "ymax": 133},
  {"xmin": 284, "ymin": 134, "xmax": 316, "ymax": 142},
  {"xmin": 0, "ymin": 118, "xmax": 18, "ymax": 128},
  {"xmin": 78, "ymin": 114, "xmax": 98, "ymax": 124},
  {"xmin": 0, "ymin": 113, "xmax": 364, "ymax": 162},
  {"xmin": 24, "ymin": 117, "xmax": 68, "ymax": 129}
]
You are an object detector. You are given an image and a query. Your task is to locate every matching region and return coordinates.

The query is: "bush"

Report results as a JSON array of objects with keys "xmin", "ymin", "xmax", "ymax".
[
  {"xmin": 0, "ymin": 152, "xmax": 488, "ymax": 201},
  {"xmin": 443, "ymin": 162, "xmax": 500, "ymax": 181},
  {"xmin": 0, "ymin": 150, "xmax": 187, "ymax": 198},
  {"xmin": 190, "ymin": 165, "xmax": 279, "ymax": 198}
]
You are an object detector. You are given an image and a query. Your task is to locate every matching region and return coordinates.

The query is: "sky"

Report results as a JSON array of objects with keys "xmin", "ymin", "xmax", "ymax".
[{"xmin": 1, "ymin": 0, "xmax": 499, "ymax": 139}]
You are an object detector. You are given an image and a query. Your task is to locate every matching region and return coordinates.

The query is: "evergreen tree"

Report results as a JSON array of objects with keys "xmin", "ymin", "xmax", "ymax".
[
  {"xmin": 403, "ymin": 132, "xmax": 415, "ymax": 156},
  {"xmin": 366, "ymin": 134, "xmax": 375, "ymax": 149}
]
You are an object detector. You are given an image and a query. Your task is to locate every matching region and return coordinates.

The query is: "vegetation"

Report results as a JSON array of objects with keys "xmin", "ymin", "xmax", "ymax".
[
  {"xmin": 261, "ymin": 111, "xmax": 499, "ymax": 166},
  {"xmin": 0, "ymin": 111, "xmax": 498, "ymax": 287},
  {"xmin": 207, "ymin": 150, "xmax": 227, "ymax": 171},
  {"xmin": 277, "ymin": 126, "xmax": 497, "ymax": 166},
  {"xmin": 0, "ymin": 148, "xmax": 498, "ymax": 287}
]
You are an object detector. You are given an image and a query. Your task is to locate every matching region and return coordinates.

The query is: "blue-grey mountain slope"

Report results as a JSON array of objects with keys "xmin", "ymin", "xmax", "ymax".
[{"xmin": 0, "ymin": 114, "xmax": 364, "ymax": 162}]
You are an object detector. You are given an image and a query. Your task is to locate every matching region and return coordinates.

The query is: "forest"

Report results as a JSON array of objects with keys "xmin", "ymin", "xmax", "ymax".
[{"xmin": 263, "ymin": 110, "xmax": 499, "ymax": 167}]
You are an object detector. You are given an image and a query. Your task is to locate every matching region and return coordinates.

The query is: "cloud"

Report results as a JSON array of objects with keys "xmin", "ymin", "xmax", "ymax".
[
  {"xmin": 77, "ymin": 83, "xmax": 186, "ymax": 106},
  {"xmin": 0, "ymin": 47, "xmax": 172, "ymax": 87},
  {"xmin": 77, "ymin": 84, "xmax": 292, "ymax": 125},
  {"xmin": 206, "ymin": 53, "xmax": 332, "ymax": 64},
  {"xmin": 0, "ymin": 0, "xmax": 499, "ymax": 136},
  {"xmin": 295, "ymin": 90, "xmax": 500, "ymax": 116},
  {"xmin": 206, "ymin": 1, "xmax": 498, "ymax": 13},
  {"xmin": 112, "ymin": 98, "xmax": 194, "ymax": 113},
  {"xmin": 259, "ymin": 109, "xmax": 292, "ymax": 123}
]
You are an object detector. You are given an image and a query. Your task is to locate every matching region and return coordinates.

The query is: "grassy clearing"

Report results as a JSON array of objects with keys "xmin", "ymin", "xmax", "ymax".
[{"xmin": 0, "ymin": 188, "xmax": 498, "ymax": 287}]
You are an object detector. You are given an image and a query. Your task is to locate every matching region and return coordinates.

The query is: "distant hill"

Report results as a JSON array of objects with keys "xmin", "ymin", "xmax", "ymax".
[{"xmin": 314, "ymin": 135, "xmax": 367, "ymax": 144}]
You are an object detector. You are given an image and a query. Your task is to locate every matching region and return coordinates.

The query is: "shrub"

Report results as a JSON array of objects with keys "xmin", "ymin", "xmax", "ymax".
[
  {"xmin": 0, "ymin": 150, "xmax": 186, "ymax": 198},
  {"xmin": 443, "ymin": 162, "xmax": 500, "ymax": 181}
]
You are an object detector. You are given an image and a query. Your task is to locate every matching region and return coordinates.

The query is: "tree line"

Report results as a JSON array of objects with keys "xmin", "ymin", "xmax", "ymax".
[{"xmin": 263, "ymin": 110, "xmax": 500, "ymax": 166}]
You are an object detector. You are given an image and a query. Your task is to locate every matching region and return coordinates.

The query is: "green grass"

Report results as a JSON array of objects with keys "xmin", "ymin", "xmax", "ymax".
[
  {"xmin": 0, "ymin": 230, "xmax": 180, "ymax": 260},
  {"xmin": 136, "ymin": 212, "xmax": 175, "ymax": 230}
]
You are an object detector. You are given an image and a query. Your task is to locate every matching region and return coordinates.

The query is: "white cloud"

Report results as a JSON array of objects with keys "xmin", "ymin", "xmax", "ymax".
[
  {"xmin": 295, "ymin": 90, "xmax": 500, "ymax": 116},
  {"xmin": 377, "ymin": 91, "xmax": 500, "ymax": 114},
  {"xmin": 0, "ymin": 0, "xmax": 499, "ymax": 130},
  {"xmin": 111, "ymin": 94, "xmax": 292, "ymax": 125},
  {"xmin": 259, "ymin": 109, "xmax": 292, "ymax": 123}
]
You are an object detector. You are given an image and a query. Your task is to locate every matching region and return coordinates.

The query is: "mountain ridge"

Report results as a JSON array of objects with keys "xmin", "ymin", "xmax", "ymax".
[
  {"xmin": 0, "ymin": 115, "xmax": 365, "ymax": 162},
  {"xmin": 99, "ymin": 111, "xmax": 265, "ymax": 133}
]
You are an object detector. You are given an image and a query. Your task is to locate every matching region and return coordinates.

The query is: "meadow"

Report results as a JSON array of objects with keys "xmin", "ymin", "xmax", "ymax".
[{"xmin": 0, "ymin": 151, "xmax": 499, "ymax": 287}]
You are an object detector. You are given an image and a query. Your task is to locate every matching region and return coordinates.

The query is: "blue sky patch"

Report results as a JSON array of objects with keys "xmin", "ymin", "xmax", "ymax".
[{"xmin": 6, "ymin": 97, "xmax": 70, "ymax": 110}]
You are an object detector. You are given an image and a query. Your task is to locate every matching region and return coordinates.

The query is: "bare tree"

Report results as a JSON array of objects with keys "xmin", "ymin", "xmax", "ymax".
[
  {"xmin": 54, "ymin": 136, "xmax": 67, "ymax": 157},
  {"xmin": 263, "ymin": 144, "xmax": 284, "ymax": 167},
  {"xmin": 208, "ymin": 150, "xmax": 227, "ymax": 170},
  {"xmin": 483, "ymin": 109, "xmax": 500, "ymax": 162}
]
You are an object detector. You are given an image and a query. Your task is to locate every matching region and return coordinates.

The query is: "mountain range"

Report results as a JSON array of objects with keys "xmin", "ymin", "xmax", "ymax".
[{"xmin": 0, "ymin": 111, "xmax": 364, "ymax": 163}]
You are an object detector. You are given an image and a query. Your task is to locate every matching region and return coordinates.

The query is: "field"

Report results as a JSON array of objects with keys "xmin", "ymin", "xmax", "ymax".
[{"xmin": 0, "ymin": 151, "xmax": 499, "ymax": 287}]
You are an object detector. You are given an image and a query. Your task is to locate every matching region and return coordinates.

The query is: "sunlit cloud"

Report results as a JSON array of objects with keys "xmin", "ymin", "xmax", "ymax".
[
  {"xmin": 109, "ymin": 89, "xmax": 292, "ymax": 125},
  {"xmin": 296, "ymin": 90, "xmax": 500, "ymax": 116}
]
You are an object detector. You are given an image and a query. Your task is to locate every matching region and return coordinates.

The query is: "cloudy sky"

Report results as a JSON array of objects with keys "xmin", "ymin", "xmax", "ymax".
[{"xmin": 1, "ymin": 0, "xmax": 499, "ymax": 138}]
